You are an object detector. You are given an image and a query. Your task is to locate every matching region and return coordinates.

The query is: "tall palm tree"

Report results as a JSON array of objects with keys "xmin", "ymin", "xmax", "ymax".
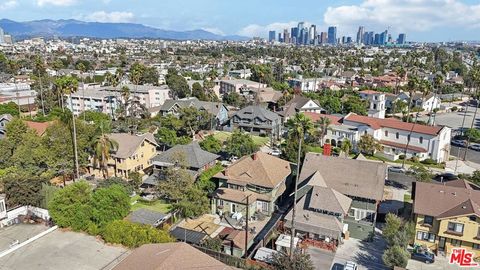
[
  {"xmin": 405, "ymin": 75, "xmax": 419, "ymax": 123},
  {"xmin": 92, "ymin": 128, "xmax": 118, "ymax": 179},
  {"xmin": 315, "ymin": 117, "xmax": 331, "ymax": 146},
  {"xmin": 285, "ymin": 112, "xmax": 313, "ymax": 257}
]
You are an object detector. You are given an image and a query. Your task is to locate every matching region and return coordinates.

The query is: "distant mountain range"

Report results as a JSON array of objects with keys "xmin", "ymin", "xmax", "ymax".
[{"xmin": 0, "ymin": 19, "xmax": 249, "ymax": 41}]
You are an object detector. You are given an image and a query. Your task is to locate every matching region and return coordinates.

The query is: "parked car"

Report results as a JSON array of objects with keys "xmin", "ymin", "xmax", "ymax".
[
  {"xmin": 269, "ymin": 148, "xmax": 282, "ymax": 156},
  {"xmin": 411, "ymin": 251, "xmax": 435, "ymax": 264},
  {"xmin": 434, "ymin": 172, "xmax": 458, "ymax": 182},
  {"xmin": 344, "ymin": 261, "xmax": 358, "ymax": 270},
  {"xmin": 451, "ymin": 139, "xmax": 467, "ymax": 147},
  {"xmin": 470, "ymin": 144, "xmax": 480, "ymax": 151},
  {"xmin": 388, "ymin": 166, "xmax": 406, "ymax": 173}
]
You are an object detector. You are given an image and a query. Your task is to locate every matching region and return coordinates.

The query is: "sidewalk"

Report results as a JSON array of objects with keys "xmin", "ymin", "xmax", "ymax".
[{"xmin": 445, "ymin": 159, "xmax": 480, "ymax": 175}]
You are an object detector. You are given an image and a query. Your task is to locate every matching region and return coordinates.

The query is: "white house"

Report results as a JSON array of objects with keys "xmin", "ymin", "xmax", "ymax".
[
  {"xmin": 413, "ymin": 93, "xmax": 441, "ymax": 112},
  {"xmin": 305, "ymin": 112, "xmax": 451, "ymax": 163},
  {"xmin": 288, "ymin": 78, "xmax": 321, "ymax": 92},
  {"xmin": 219, "ymin": 79, "xmax": 265, "ymax": 95}
]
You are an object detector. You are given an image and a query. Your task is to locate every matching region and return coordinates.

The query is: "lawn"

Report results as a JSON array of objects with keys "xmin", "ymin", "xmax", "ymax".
[
  {"xmin": 213, "ymin": 131, "xmax": 269, "ymax": 146},
  {"xmin": 130, "ymin": 195, "xmax": 171, "ymax": 214}
]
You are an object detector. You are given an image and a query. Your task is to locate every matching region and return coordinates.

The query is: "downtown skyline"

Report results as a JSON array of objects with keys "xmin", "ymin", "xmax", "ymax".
[{"xmin": 0, "ymin": 0, "xmax": 478, "ymax": 42}]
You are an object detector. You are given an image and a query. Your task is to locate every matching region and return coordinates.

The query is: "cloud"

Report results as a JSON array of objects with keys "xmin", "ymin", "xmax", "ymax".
[
  {"xmin": 0, "ymin": 0, "xmax": 17, "ymax": 10},
  {"xmin": 201, "ymin": 27, "xmax": 225, "ymax": 36},
  {"xmin": 84, "ymin": 11, "xmax": 135, "ymax": 23},
  {"xmin": 324, "ymin": 0, "xmax": 480, "ymax": 33},
  {"xmin": 37, "ymin": 0, "xmax": 76, "ymax": 6},
  {"xmin": 238, "ymin": 21, "xmax": 310, "ymax": 37}
]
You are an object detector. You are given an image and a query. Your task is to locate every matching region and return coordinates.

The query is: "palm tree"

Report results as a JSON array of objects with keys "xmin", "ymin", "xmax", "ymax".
[
  {"xmin": 340, "ymin": 139, "xmax": 352, "ymax": 158},
  {"xmin": 285, "ymin": 112, "xmax": 314, "ymax": 257},
  {"xmin": 92, "ymin": 127, "xmax": 119, "ymax": 179},
  {"xmin": 405, "ymin": 75, "xmax": 419, "ymax": 123},
  {"xmin": 315, "ymin": 117, "xmax": 331, "ymax": 146}
]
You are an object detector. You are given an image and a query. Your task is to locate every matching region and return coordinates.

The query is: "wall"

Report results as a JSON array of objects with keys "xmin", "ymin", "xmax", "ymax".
[
  {"xmin": 0, "ymin": 206, "xmax": 50, "ymax": 227},
  {"xmin": 110, "ymin": 139, "xmax": 158, "ymax": 177}
]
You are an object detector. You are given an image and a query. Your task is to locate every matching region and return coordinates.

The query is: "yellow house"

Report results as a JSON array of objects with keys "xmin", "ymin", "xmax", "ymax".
[
  {"xmin": 413, "ymin": 180, "xmax": 480, "ymax": 259},
  {"xmin": 106, "ymin": 133, "xmax": 158, "ymax": 178}
]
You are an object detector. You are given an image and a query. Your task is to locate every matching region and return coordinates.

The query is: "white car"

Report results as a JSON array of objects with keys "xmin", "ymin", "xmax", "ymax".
[
  {"xmin": 270, "ymin": 149, "xmax": 282, "ymax": 156},
  {"xmin": 388, "ymin": 166, "xmax": 406, "ymax": 173},
  {"xmin": 469, "ymin": 144, "xmax": 480, "ymax": 151},
  {"xmin": 344, "ymin": 261, "xmax": 358, "ymax": 270}
]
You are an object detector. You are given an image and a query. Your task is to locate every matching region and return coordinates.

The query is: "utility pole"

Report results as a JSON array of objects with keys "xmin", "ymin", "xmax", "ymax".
[
  {"xmin": 289, "ymin": 130, "xmax": 303, "ymax": 257},
  {"xmin": 70, "ymin": 93, "xmax": 80, "ymax": 180},
  {"xmin": 464, "ymin": 91, "xmax": 479, "ymax": 161},
  {"xmin": 243, "ymin": 194, "xmax": 251, "ymax": 258}
]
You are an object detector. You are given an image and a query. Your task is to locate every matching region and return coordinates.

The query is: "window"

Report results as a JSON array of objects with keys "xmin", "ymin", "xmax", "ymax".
[
  {"xmin": 385, "ymin": 130, "xmax": 388, "ymax": 137},
  {"xmin": 448, "ymin": 222, "xmax": 464, "ymax": 234},
  {"xmin": 419, "ymin": 137, "xmax": 423, "ymax": 144},
  {"xmin": 396, "ymin": 132, "xmax": 399, "ymax": 139},
  {"xmin": 451, "ymin": 239, "xmax": 462, "ymax": 247},
  {"xmin": 407, "ymin": 134, "xmax": 411, "ymax": 142},
  {"xmin": 423, "ymin": 215, "xmax": 434, "ymax": 226},
  {"xmin": 219, "ymin": 199, "xmax": 224, "ymax": 206},
  {"xmin": 416, "ymin": 231, "xmax": 435, "ymax": 242},
  {"xmin": 474, "ymin": 243, "xmax": 480, "ymax": 250}
]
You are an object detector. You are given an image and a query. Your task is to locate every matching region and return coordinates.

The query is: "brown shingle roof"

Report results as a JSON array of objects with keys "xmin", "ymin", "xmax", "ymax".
[
  {"xmin": 112, "ymin": 242, "xmax": 235, "ymax": 270},
  {"xmin": 24, "ymin": 120, "xmax": 54, "ymax": 136},
  {"xmin": 414, "ymin": 181, "xmax": 480, "ymax": 219},
  {"xmin": 299, "ymin": 153, "xmax": 386, "ymax": 201},
  {"xmin": 303, "ymin": 112, "xmax": 342, "ymax": 126},
  {"xmin": 215, "ymin": 152, "xmax": 291, "ymax": 189},
  {"xmin": 108, "ymin": 133, "xmax": 158, "ymax": 159}
]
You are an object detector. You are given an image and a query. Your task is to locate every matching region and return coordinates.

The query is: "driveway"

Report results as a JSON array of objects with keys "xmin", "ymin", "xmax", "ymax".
[
  {"xmin": 307, "ymin": 247, "xmax": 335, "ymax": 270},
  {"xmin": 332, "ymin": 236, "xmax": 389, "ymax": 270},
  {"xmin": 407, "ymin": 255, "xmax": 463, "ymax": 270}
]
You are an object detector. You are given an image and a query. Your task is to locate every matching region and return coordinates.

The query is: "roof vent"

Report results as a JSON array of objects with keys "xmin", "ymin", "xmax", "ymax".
[
  {"xmin": 452, "ymin": 192, "xmax": 457, "ymax": 196},
  {"xmin": 462, "ymin": 205, "xmax": 467, "ymax": 209},
  {"xmin": 439, "ymin": 190, "xmax": 445, "ymax": 193}
]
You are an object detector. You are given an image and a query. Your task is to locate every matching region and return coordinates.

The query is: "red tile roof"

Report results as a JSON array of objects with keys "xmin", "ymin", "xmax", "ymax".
[
  {"xmin": 24, "ymin": 121, "xmax": 54, "ymax": 136},
  {"xmin": 359, "ymin": 90, "xmax": 382, "ymax": 95},
  {"xmin": 303, "ymin": 112, "xmax": 342, "ymax": 125},
  {"xmin": 344, "ymin": 114, "xmax": 443, "ymax": 136},
  {"xmin": 380, "ymin": 140, "xmax": 427, "ymax": 153}
]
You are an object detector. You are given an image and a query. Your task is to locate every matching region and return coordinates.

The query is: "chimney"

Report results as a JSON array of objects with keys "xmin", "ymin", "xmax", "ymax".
[
  {"xmin": 253, "ymin": 152, "xmax": 258, "ymax": 160},
  {"xmin": 224, "ymin": 170, "xmax": 229, "ymax": 176}
]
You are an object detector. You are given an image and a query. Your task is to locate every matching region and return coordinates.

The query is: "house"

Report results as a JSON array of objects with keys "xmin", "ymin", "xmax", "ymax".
[
  {"xmin": 150, "ymin": 142, "xmax": 219, "ymax": 175},
  {"xmin": 412, "ymin": 93, "xmax": 441, "ymax": 112},
  {"xmin": 158, "ymin": 97, "xmax": 229, "ymax": 125},
  {"xmin": 0, "ymin": 114, "xmax": 13, "ymax": 139},
  {"xmin": 211, "ymin": 152, "xmax": 292, "ymax": 219},
  {"xmin": 358, "ymin": 90, "xmax": 386, "ymax": 119},
  {"xmin": 413, "ymin": 180, "xmax": 480, "ymax": 258},
  {"xmin": 218, "ymin": 227, "xmax": 255, "ymax": 257},
  {"xmin": 24, "ymin": 121, "xmax": 54, "ymax": 136},
  {"xmin": 97, "ymin": 133, "xmax": 158, "ymax": 178},
  {"xmin": 297, "ymin": 153, "xmax": 386, "ymax": 240},
  {"xmin": 228, "ymin": 68, "xmax": 252, "ymax": 79},
  {"xmin": 288, "ymin": 78, "xmax": 321, "ymax": 92},
  {"xmin": 240, "ymin": 87, "xmax": 282, "ymax": 110},
  {"xmin": 228, "ymin": 105, "xmax": 281, "ymax": 139},
  {"xmin": 278, "ymin": 96, "xmax": 325, "ymax": 121},
  {"xmin": 0, "ymin": 83, "xmax": 37, "ymax": 109},
  {"xmin": 284, "ymin": 174, "xmax": 352, "ymax": 244},
  {"xmin": 111, "ymin": 242, "xmax": 236, "ymax": 270},
  {"xmin": 342, "ymin": 113, "xmax": 451, "ymax": 162},
  {"xmin": 304, "ymin": 112, "xmax": 357, "ymax": 148}
]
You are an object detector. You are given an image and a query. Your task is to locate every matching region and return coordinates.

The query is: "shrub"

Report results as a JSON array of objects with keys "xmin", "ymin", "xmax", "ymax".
[
  {"xmin": 451, "ymin": 106, "xmax": 458, "ymax": 112},
  {"xmin": 421, "ymin": 158, "xmax": 437, "ymax": 165},
  {"xmin": 398, "ymin": 154, "xmax": 406, "ymax": 160},
  {"xmin": 409, "ymin": 156, "xmax": 419, "ymax": 163},
  {"xmin": 101, "ymin": 220, "xmax": 174, "ymax": 248},
  {"xmin": 90, "ymin": 184, "xmax": 130, "ymax": 227}
]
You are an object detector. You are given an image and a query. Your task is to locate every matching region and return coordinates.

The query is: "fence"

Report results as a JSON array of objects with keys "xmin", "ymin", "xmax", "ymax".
[{"xmin": 0, "ymin": 206, "xmax": 50, "ymax": 227}]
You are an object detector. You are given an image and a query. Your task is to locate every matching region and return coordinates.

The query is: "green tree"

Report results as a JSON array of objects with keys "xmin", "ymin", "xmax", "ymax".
[
  {"xmin": 172, "ymin": 187, "xmax": 210, "ymax": 218},
  {"xmin": 191, "ymin": 82, "xmax": 207, "ymax": 101},
  {"xmin": 357, "ymin": 134, "xmax": 383, "ymax": 156},
  {"xmin": 409, "ymin": 164, "xmax": 433, "ymax": 182},
  {"xmin": 465, "ymin": 128, "xmax": 480, "ymax": 142},
  {"xmin": 225, "ymin": 130, "xmax": 258, "ymax": 157},
  {"xmin": 178, "ymin": 107, "xmax": 211, "ymax": 138},
  {"xmin": 283, "ymin": 113, "xmax": 314, "ymax": 162},
  {"xmin": 383, "ymin": 213, "xmax": 402, "ymax": 246},
  {"xmin": 3, "ymin": 172, "xmax": 48, "ymax": 207},
  {"xmin": 315, "ymin": 116, "xmax": 331, "ymax": 146},
  {"xmin": 343, "ymin": 95, "xmax": 368, "ymax": 115},
  {"xmin": 157, "ymin": 167, "xmax": 195, "ymax": 202},
  {"xmin": 196, "ymin": 163, "xmax": 223, "ymax": 193},
  {"xmin": 48, "ymin": 181, "xmax": 94, "ymax": 231},
  {"xmin": 222, "ymin": 92, "xmax": 246, "ymax": 108},
  {"xmin": 155, "ymin": 127, "xmax": 178, "ymax": 149},
  {"xmin": 166, "ymin": 71, "xmax": 190, "ymax": 99},
  {"xmin": 383, "ymin": 245, "xmax": 410, "ymax": 269},
  {"xmin": 90, "ymin": 185, "xmax": 130, "ymax": 226},
  {"xmin": 0, "ymin": 102, "xmax": 20, "ymax": 116},
  {"xmin": 340, "ymin": 139, "xmax": 352, "ymax": 158},
  {"xmin": 199, "ymin": 135, "xmax": 222, "ymax": 154},
  {"xmin": 78, "ymin": 111, "xmax": 112, "ymax": 131},
  {"xmin": 92, "ymin": 132, "xmax": 118, "ymax": 179},
  {"xmin": 271, "ymin": 250, "xmax": 315, "ymax": 270}
]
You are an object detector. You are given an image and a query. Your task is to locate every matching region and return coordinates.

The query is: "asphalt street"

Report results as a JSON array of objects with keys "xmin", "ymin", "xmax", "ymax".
[
  {"xmin": 418, "ymin": 106, "xmax": 480, "ymax": 130},
  {"xmin": 451, "ymin": 146, "xmax": 480, "ymax": 164}
]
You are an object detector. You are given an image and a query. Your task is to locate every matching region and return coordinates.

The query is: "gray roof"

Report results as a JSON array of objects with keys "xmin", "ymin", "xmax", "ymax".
[
  {"xmin": 108, "ymin": 133, "xmax": 158, "ymax": 159},
  {"xmin": 299, "ymin": 153, "xmax": 386, "ymax": 201},
  {"xmin": 0, "ymin": 114, "xmax": 13, "ymax": 122},
  {"xmin": 159, "ymin": 97, "xmax": 227, "ymax": 116},
  {"xmin": 307, "ymin": 186, "xmax": 352, "ymax": 215},
  {"xmin": 233, "ymin": 105, "xmax": 280, "ymax": 122},
  {"xmin": 127, "ymin": 208, "xmax": 168, "ymax": 226},
  {"xmin": 151, "ymin": 142, "xmax": 219, "ymax": 170},
  {"xmin": 170, "ymin": 227, "xmax": 207, "ymax": 245}
]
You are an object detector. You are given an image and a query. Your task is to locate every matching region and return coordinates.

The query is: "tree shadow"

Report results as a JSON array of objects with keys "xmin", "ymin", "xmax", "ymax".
[{"xmin": 352, "ymin": 235, "xmax": 390, "ymax": 270}]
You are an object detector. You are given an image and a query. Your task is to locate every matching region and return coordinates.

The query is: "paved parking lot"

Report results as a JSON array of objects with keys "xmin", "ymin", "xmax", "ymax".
[
  {"xmin": 418, "ymin": 107, "xmax": 480, "ymax": 130},
  {"xmin": 407, "ymin": 255, "xmax": 462, "ymax": 270},
  {"xmin": 307, "ymin": 247, "xmax": 335, "ymax": 270},
  {"xmin": 0, "ymin": 223, "xmax": 49, "ymax": 252},
  {"xmin": 332, "ymin": 236, "xmax": 389, "ymax": 270},
  {"xmin": 0, "ymin": 229, "xmax": 128, "ymax": 270}
]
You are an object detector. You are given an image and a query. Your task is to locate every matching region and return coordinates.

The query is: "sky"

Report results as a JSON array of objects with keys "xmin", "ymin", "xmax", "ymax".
[{"xmin": 1, "ymin": 0, "xmax": 480, "ymax": 41}]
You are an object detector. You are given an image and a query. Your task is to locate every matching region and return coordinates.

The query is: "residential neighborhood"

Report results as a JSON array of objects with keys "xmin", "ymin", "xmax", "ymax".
[{"xmin": 0, "ymin": 5, "xmax": 480, "ymax": 270}]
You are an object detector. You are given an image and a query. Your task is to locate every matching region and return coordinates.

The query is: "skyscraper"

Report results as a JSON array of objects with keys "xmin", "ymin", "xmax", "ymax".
[
  {"xmin": 356, "ymin": 26, "xmax": 364, "ymax": 44},
  {"xmin": 283, "ymin": 29, "xmax": 290, "ymax": 43},
  {"xmin": 268, "ymin": 31, "xmax": 276, "ymax": 42},
  {"xmin": 397, "ymin": 33, "xmax": 406, "ymax": 44},
  {"xmin": 320, "ymin": 32, "xmax": 328, "ymax": 44},
  {"xmin": 327, "ymin": 26, "xmax": 337, "ymax": 45},
  {"xmin": 309, "ymin": 25, "xmax": 317, "ymax": 43},
  {"xmin": 278, "ymin": 33, "xmax": 282, "ymax": 42}
]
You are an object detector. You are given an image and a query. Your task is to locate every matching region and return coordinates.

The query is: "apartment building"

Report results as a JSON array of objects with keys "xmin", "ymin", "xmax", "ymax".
[
  {"xmin": 228, "ymin": 105, "xmax": 282, "ymax": 139},
  {"xmin": 65, "ymin": 88, "xmax": 120, "ymax": 116},
  {"xmin": 413, "ymin": 180, "xmax": 480, "ymax": 258},
  {"xmin": 0, "ymin": 83, "xmax": 37, "ymax": 108}
]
